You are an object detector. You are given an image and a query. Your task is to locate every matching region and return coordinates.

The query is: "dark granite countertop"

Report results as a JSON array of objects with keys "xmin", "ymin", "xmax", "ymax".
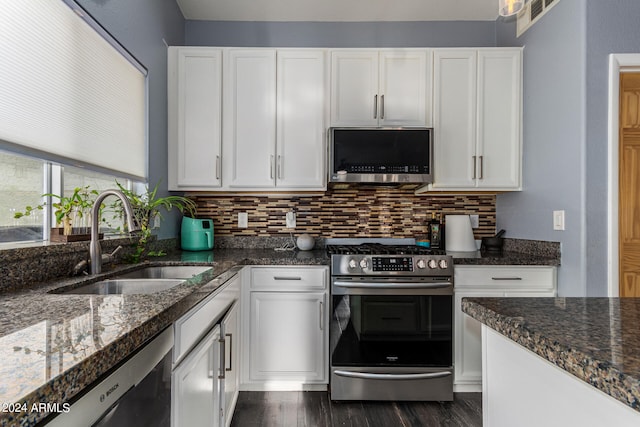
[
  {"xmin": 0, "ymin": 248, "xmax": 328, "ymax": 427},
  {"xmin": 462, "ymin": 297, "xmax": 640, "ymax": 413},
  {"xmin": 450, "ymin": 250, "xmax": 559, "ymax": 266}
]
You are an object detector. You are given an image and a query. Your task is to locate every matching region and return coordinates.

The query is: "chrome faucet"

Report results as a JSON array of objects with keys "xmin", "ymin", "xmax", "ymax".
[{"xmin": 90, "ymin": 189, "xmax": 140, "ymax": 274}]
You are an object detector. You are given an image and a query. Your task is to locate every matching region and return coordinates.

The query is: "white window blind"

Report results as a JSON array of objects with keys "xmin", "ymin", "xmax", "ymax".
[{"xmin": 0, "ymin": 0, "xmax": 147, "ymax": 180}]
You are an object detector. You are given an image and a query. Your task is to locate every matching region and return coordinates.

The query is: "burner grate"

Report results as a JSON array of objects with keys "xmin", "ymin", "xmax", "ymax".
[{"xmin": 326, "ymin": 243, "xmax": 445, "ymax": 256}]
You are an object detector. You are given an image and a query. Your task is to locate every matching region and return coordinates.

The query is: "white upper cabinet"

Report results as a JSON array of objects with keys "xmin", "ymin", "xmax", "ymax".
[
  {"xmin": 276, "ymin": 50, "xmax": 327, "ymax": 189},
  {"xmin": 222, "ymin": 48, "xmax": 326, "ymax": 191},
  {"xmin": 330, "ymin": 49, "xmax": 432, "ymax": 127},
  {"xmin": 168, "ymin": 47, "xmax": 222, "ymax": 191},
  {"xmin": 476, "ymin": 50, "xmax": 522, "ymax": 189},
  {"xmin": 223, "ymin": 49, "xmax": 278, "ymax": 188},
  {"xmin": 428, "ymin": 48, "xmax": 522, "ymax": 191},
  {"xmin": 432, "ymin": 49, "xmax": 477, "ymax": 189}
]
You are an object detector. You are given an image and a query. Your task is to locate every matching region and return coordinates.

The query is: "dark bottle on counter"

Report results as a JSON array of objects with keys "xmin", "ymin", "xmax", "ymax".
[{"xmin": 429, "ymin": 213, "xmax": 443, "ymax": 249}]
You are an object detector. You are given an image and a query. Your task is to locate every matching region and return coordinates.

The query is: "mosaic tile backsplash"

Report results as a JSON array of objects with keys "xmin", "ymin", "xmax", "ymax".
[{"xmin": 191, "ymin": 188, "xmax": 496, "ymax": 239}]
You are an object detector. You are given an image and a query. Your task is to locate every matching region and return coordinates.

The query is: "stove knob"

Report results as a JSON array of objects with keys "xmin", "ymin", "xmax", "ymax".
[
  {"xmin": 416, "ymin": 259, "xmax": 427, "ymax": 269},
  {"xmin": 359, "ymin": 258, "xmax": 369, "ymax": 269},
  {"xmin": 348, "ymin": 259, "xmax": 358, "ymax": 269},
  {"xmin": 428, "ymin": 259, "xmax": 438, "ymax": 269},
  {"xmin": 438, "ymin": 259, "xmax": 449, "ymax": 269}
]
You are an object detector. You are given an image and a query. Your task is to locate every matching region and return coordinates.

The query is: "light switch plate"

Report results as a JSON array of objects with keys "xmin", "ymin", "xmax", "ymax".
[
  {"xmin": 469, "ymin": 215, "xmax": 479, "ymax": 229},
  {"xmin": 238, "ymin": 212, "xmax": 248, "ymax": 228},
  {"xmin": 553, "ymin": 210, "xmax": 565, "ymax": 231}
]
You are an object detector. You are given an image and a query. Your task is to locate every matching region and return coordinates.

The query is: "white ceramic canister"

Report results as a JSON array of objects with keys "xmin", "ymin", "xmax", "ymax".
[{"xmin": 296, "ymin": 234, "xmax": 315, "ymax": 251}]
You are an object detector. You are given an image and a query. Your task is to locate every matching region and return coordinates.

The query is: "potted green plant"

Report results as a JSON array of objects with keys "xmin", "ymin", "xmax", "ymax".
[
  {"xmin": 108, "ymin": 181, "xmax": 197, "ymax": 263},
  {"xmin": 14, "ymin": 186, "xmax": 98, "ymax": 239}
]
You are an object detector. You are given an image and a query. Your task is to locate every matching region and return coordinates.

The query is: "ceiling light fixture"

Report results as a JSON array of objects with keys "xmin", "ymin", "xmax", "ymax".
[{"xmin": 498, "ymin": 0, "xmax": 525, "ymax": 17}]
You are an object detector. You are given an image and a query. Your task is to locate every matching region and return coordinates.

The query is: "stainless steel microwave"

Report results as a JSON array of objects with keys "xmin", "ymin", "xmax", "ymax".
[{"xmin": 329, "ymin": 127, "xmax": 433, "ymax": 184}]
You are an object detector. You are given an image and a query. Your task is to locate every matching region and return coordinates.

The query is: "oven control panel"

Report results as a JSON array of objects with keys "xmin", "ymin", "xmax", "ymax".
[
  {"xmin": 372, "ymin": 256, "xmax": 413, "ymax": 272},
  {"xmin": 334, "ymin": 254, "xmax": 452, "ymax": 276}
]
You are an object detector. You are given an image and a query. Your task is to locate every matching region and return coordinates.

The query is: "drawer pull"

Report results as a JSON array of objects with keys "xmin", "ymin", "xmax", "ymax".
[
  {"xmin": 273, "ymin": 276, "xmax": 302, "ymax": 281},
  {"xmin": 491, "ymin": 277, "xmax": 523, "ymax": 281}
]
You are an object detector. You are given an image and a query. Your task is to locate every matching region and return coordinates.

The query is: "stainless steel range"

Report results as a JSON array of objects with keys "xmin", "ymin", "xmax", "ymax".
[{"xmin": 327, "ymin": 240, "xmax": 454, "ymax": 402}]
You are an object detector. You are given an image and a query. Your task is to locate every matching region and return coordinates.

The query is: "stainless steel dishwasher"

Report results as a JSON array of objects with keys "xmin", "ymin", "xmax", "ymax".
[
  {"xmin": 46, "ymin": 269, "xmax": 242, "ymax": 427},
  {"xmin": 46, "ymin": 327, "xmax": 174, "ymax": 426}
]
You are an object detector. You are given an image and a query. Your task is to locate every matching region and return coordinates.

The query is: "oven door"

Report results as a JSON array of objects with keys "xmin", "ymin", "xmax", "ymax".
[{"xmin": 330, "ymin": 278, "xmax": 453, "ymax": 401}]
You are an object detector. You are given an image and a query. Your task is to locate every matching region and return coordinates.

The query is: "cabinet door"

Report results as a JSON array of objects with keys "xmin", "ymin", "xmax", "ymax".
[
  {"xmin": 476, "ymin": 50, "xmax": 522, "ymax": 189},
  {"xmin": 276, "ymin": 50, "xmax": 326, "ymax": 189},
  {"xmin": 168, "ymin": 47, "xmax": 222, "ymax": 190},
  {"xmin": 454, "ymin": 265, "xmax": 557, "ymax": 389},
  {"xmin": 432, "ymin": 50, "xmax": 477, "ymax": 189},
  {"xmin": 378, "ymin": 50, "xmax": 431, "ymax": 127},
  {"xmin": 330, "ymin": 51, "xmax": 379, "ymax": 126},
  {"xmin": 249, "ymin": 292, "xmax": 326, "ymax": 383},
  {"xmin": 172, "ymin": 325, "xmax": 221, "ymax": 427},
  {"xmin": 454, "ymin": 289, "xmax": 504, "ymax": 389},
  {"xmin": 223, "ymin": 49, "xmax": 277, "ymax": 188},
  {"xmin": 220, "ymin": 302, "xmax": 240, "ymax": 427}
]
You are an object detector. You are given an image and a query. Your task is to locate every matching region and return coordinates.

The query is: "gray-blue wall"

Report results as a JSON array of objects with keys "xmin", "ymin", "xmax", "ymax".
[
  {"xmin": 185, "ymin": 20, "xmax": 497, "ymax": 47},
  {"xmin": 496, "ymin": 0, "xmax": 587, "ymax": 296},
  {"xmin": 585, "ymin": 1, "xmax": 640, "ymax": 296},
  {"xmin": 497, "ymin": 0, "xmax": 640, "ymax": 296},
  {"xmin": 76, "ymin": 0, "xmax": 185, "ymax": 239}
]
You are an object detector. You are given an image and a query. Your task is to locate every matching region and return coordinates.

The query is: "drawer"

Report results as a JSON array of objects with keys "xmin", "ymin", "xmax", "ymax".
[
  {"xmin": 173, "ymin": 273, "xmax": 240, "ymax": 364},
  {"xmin": 250, "ymin": 267, "xmax": 327, "ymax": 291},
  {"xmin": 454, "ymin": 265, "xmax": 556, "ymax": 292}
]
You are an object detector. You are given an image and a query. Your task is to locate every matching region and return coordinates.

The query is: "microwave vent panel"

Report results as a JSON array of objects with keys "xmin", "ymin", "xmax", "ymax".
[{"xmin": 516, "ymin": 0, "xmax": 562, "ymax": 37}]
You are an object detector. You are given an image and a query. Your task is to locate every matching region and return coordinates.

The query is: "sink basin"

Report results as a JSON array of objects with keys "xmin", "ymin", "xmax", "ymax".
[
  {"xmin": 60, "ymin": 279, "xmax": 185, "ymax": 295},
  {"xmin": 113, "ymin": 266, "xmax": 212, "ymax": 280}
]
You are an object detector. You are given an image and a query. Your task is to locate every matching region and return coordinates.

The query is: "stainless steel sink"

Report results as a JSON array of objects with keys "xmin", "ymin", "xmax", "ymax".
[
  {"xmin": 113, "ymin": 265, "xmax": 212, "ymax": 280},
  {"xmin": 60, "ymin": 279, "xmax": 185, "ymax": 295},
  {"xmin": 56, "ymin": 266, "xmax": 212, "ymax": 295}
]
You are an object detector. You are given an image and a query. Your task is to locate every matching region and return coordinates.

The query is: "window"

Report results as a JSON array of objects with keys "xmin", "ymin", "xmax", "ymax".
[
  {"xmin": 0, "ymin": 149, "xmax": 140, "ymax": 245},
  {"xmin": 0, "ymin": 152, "xmax": 45, "ymax": 243}
]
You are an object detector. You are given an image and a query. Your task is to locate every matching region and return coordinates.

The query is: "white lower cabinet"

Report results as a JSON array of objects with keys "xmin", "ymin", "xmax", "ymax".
[
  {"xmin": 172, "ymin": 273, "xmax": 241, "ymax": 427},
  {"xmin": 172, "ymin": 325, "xmax": 222, "ymax": 427},
  {"xmin": 453, "ymin": 265, "xmax": 557, "ymax": 392},
  {"xmin": 220, "ymin": 301, "xmax": 240, "ymax": 427},
  {"xmin": 241, "ymin": 266, "xmax": 328, "ymax": 390}
]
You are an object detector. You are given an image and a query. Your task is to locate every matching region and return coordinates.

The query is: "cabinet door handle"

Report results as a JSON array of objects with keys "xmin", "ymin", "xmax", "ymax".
[
  {"xmin": 380, "ymin": 94, "xmax": 385, "ymax": 119},
  {"xmin": 373, "ymin": 94, "xmax": 378, "ymax": 119},
  {"xmin": 215, "ymin": 155, "xmax": 221, "ymax": 180},
  {"xmin": 319, "ymin": 301, "xmax": 324, "ymax": 331},
  {"xmin": 491, "ymin": 277, "xmax": 523, "ymax": 281},
  {"xmin": 218, "ymin": 337, "xmax": 226, "ymax": 380},
  {"xmin": 472, "ymin": 156, "xmax": 477, "ymax": 179},
  {"xmin": 277, "ymin": 155, "xmax": 282, "ymax": 180},
  {"xmin": 273, "ymin": 276, "xmax": 302, "ymax": 281},
  {"xmin": 270, "ymin": 155, "xmax": 274, "ymax": 179},
  {"xmin": 479, "ymin": 155, "xmax": 484, "ymax": 180},
  {"xmin": 225, "ymin": 333, "xmax": 233, "ymax": 372}
]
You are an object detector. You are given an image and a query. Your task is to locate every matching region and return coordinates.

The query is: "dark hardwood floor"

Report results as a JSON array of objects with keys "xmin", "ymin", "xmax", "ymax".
[{"xmin": 230, "ymin": 392, "xmax": 482, "ymax": 427}]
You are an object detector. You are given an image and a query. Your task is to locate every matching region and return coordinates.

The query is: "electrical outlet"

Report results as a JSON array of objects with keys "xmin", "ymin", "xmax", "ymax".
[
  {"xmin": 553, "ymin": 210, "xmax": 565, "ymax": 231},
  {"xmin": 286, "ymin": 211, "xmax": 296, "ymax": 228},
  {"xmin": 238, "ymin": 212, "xmax": 248, "ymax": 228},
  {"xmin": 469, "ymin": 215, "xmax": 479, "ymax": 229}
]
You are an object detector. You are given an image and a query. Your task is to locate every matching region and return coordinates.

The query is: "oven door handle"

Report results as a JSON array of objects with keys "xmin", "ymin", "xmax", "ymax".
[
  {"xmin": 333, "ymin": 281, "xmax": 451, "ymax": 289},
  {"xmin": 333, "ymin": 370, "xmax": 452, "ymax": 380}
]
